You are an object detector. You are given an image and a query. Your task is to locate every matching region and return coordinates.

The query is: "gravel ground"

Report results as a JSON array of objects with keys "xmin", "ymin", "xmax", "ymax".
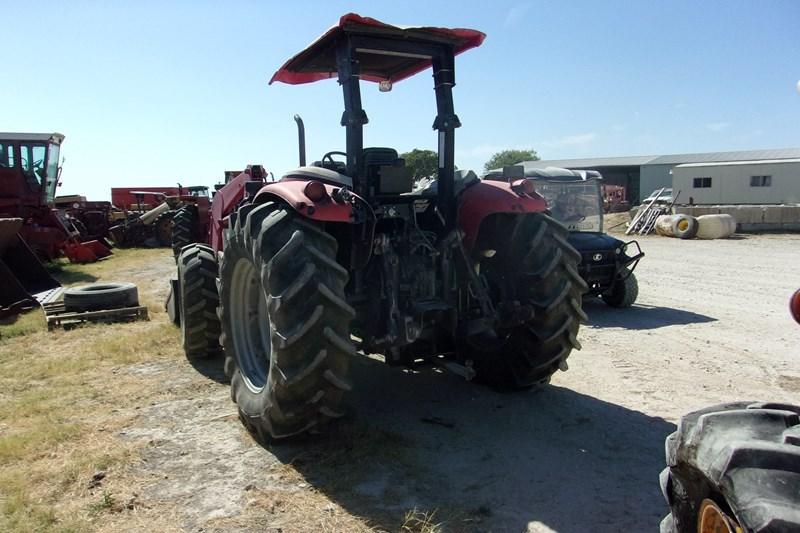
[{"xmin": 100, "ymin": 233, "xmax": 800, "ymax": 532}]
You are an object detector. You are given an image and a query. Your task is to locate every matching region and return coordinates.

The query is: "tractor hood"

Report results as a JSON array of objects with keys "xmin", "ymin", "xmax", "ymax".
[
  {"xmin": 568, "ymin": 231, "xmax": 624, "ymax": 251},
  {"xmin": 269, "ymin": 13, "xmax": 485, "ymax": 86}
]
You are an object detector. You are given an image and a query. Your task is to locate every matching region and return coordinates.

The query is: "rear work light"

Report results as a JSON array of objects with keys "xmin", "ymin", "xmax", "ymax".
[
  {"xmin": 304, "ymin": 181, "xmax": 329, "ymax": 202},
  {"xmin": 511, "ymin": 178, "xmax": 536, "ymax": 196}
]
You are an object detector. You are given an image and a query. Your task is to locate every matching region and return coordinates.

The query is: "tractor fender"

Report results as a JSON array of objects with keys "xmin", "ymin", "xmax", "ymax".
[
  {"xmin": 458, "ymin": 179, "xmax": 548, "ymax": 252},
  {"xmin": 253, "ymin": 180, "xmax": 354, "ymax": 223}
]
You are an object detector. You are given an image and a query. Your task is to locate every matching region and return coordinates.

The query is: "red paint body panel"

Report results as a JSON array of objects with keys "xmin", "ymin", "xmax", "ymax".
[
  {"xmin": 253, "ymin": 180, "xmax": 354, "ymax": 223},
  {"xmin": 270, "ymin": 13, "xmax": 485, "ymax": 86},
  {"xmin": 209, "ymin": 171, "xmax": 259, "ymax": 252},
  {"xmin": 111, "ymin": 187, "xmax": 180, "ymax": 210},
  {"xmin": 457, "ymin": 180, "xmax": 548, "ymax": 251}
]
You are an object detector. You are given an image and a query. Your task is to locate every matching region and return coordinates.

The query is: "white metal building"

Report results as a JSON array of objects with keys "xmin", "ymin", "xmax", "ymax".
[{"xmin": 672, "ymin": 159, "xmax": 800, "ymax": 205}]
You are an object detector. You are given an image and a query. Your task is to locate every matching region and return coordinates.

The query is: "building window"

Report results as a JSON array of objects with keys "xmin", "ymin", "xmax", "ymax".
[
  {"xmin": 750, "ymin": 175, "xmax": 771, "ymax": 187},
  {"xmin": 693, "ymin": 177, "xmax": 712, "ymax": 188}
]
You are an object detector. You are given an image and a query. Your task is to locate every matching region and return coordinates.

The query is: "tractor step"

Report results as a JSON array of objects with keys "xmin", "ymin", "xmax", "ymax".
[{"xmin": 43, "ymin": 300, "xmax": 148, "ymax": 330}]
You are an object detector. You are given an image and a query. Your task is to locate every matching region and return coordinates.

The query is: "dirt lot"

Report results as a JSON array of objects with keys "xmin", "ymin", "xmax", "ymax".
[{"xmin": 1, "ymin": 234, "xmax": 798, "ymax": 532}]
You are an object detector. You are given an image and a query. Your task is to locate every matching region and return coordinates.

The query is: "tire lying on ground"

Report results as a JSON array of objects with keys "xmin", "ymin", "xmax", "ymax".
[
  {"xmin": 177, "ymin": 244, "xmax": 222, "ymax": 361},
  {"xmin": 654, "ymin": 214, "xmax": 699, "ymax": 239},
  {"xmin": 172, "ymin": 204, "xmax": 198, "ymax": 261},
  {"xmin": 218, "ymin": 200, "xmax": 354, "ymax": 441},
  {"xmin": 695, "ymin": 213, "xmax": 736, "ymax": 240},
  {"xmin": 601, "ymin": 271, "xmax": 638, "ymax": 308},
  {"xmin": 63, "ymin": 282, "xmax": 139, "ymax": 312},
  {"xmin": 660, "ymin": 402, "xmax": 800, "ymax": 533},
  {"xmin": 459, "ymin": 212, "xmax": 588, "ymax": 390}
]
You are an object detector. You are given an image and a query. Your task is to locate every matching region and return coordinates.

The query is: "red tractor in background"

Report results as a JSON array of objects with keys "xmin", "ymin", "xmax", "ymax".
[
  {"xmin": 108, "ymin": 185, "xmax": 211, "ymax": 248},
  {"xmin": 0, "ymin": 132, "xmax": 111, "ymax": 263},
  {"xmin": 169, "ymin": 14, "xmax": 587, "ymax": 442}
]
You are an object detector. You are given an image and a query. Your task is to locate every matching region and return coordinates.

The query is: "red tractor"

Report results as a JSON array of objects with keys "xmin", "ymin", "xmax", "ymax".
[
  {"xmin": 170, "ymin": 14, "xmax": 587, "ymax": 441},
  {"xmin": 0, "ymin": 132, "xmax": 111, "ymax": 263}
]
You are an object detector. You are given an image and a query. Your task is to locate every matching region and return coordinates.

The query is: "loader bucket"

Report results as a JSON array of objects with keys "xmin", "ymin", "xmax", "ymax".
[
  {"xmin": 63, "ymin": 239, "xmax": 113, "ymax": 263},
  {"xmin": 0, "ymin": 218, "xmax": 61, "ymax": 318}
]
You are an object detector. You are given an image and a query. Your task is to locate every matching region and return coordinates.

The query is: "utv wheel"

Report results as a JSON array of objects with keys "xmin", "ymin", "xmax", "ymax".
[
  {"xmin": 154, "ymin": 210, "xmax": 176, "ymax": 247},
  {"xmin": 177, "ymin": 244, "xmax": 222, "ymax": 360},
  {"xmin": 218, "ymin": 201, "xmax": 354, "ymax": 441},
  {"xmin": 601, "ymin": 271, "xmax": 638, "ymax": 308},
  {"xmin": 463, "ymin": 213, "xmax": 588, "ymax": 389},
  {"xmin": 172, "ymin": 204, "xmax": 198, "ymax": 260},
  {"xmin": 660, "ymin": 402, "xmax": 800, "ymax": 532}
]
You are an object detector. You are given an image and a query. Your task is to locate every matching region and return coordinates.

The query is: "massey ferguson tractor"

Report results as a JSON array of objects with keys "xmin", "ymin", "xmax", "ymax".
[{"xmin": 170, "ymin": 14, "xmax": 587, "ymax": 441}]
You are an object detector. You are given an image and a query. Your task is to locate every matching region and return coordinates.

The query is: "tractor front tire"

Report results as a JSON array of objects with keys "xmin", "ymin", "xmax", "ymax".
[
  {"xmin": 464, "ymin": 213, "xmax": 588, "ymax": 390},
  {"xmin": 177, "ymin": 244, "xmax": 222, "ymax": 360},
  {"xmin": 660, "ymin": 402, "xmax": 800, "ymax": 532},
  {"xmin": 218, "ymin": 201, "xmax": 354, "ymax": 441},
  {"xmin": 172, "ymin": 204, "xmax": 198, "ymax": 260},
  {"xmin": 602, "ymin": 271, "xmax": 638, "ymax": 308}
]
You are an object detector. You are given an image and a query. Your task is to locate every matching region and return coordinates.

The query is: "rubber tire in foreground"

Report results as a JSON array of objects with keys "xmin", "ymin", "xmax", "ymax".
[
  {"xmin": 153, "ymin": 210, "xmax": 176, "ymax": 247},
  {"xmin": 63, "ymin": 283, "xmax": 139, "ymax": 312},
  {"xmin": 218, "ymin": 201, "xmax": 354, "ymax": 441},
  {"xmin": 660, "ymin": 402, "xmax": 800, "ymax": 532},
  {"xmin": 462, "ymin": 213, "xmax": 588, "ymax": 390},
  {"xmin": 601, "ymin": 271, "xmax": 638, "ymax": 308},
  {"xmin": 172, "ymin": 204, "xmax": 198, "ymax": 261},
  {"xmin": 177, "ymin": 244, "xmax": 222, "ymax": 360}
]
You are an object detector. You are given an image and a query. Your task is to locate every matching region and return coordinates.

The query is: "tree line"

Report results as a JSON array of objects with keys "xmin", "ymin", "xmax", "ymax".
[{"xmin": 400, "ymin": 148, "xmax": 540, "ymax": 181}]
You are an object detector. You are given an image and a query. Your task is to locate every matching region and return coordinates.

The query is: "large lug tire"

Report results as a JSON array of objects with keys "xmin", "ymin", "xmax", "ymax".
[
  {"xmin": 660, "ymin": 402, "xmax": 800, "ymax": 532},
  {"xmin": 463, "ymin": 213, "xmax": 588, "ymax": 390},
  {"xmin": 218, "ymin": 201, "xmax": 355, "ymax": 441},
  {"xmin": 601, "ymin": 271, "xmax": 638, "ymax": 308},
  {"xmin": 177, "ymin": 244, "xmax": 222, "ymax": 360},
  {"xmin": 171, "ymin": 204, "xmax": 198, "ymax": 261},
  {"xmin": 153, "ymin": 210, "xmax": 176, "ymax": 247},
  {"xmin": 63, "ymin": 282, "xmax": 138, "ymax": 312}
]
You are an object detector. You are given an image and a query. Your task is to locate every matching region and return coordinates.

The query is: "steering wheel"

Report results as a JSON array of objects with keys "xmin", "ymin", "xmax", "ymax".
[{"xmin": 322, "ymin": 151, "xmax": 347, "ymax": 166}]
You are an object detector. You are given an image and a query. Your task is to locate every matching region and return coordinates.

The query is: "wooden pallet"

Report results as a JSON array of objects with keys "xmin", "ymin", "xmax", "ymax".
[{"xmin": 43, "ymin": 301, "xmax": 149, "ymax": 330}]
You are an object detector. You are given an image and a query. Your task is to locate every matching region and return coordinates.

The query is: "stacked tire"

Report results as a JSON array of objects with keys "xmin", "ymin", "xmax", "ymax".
[{"xmin": 172, "ymin": 204, "xmax": 199, "ymax": 260}]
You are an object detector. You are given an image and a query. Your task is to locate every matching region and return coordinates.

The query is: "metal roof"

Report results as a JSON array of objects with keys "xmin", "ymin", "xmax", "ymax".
[
  {"xmin": 522, "ymin": 148, "xmax": 800, "ymax": 169},
  {"xmin": 0, "ymin": 132, "xmax": 65, "ymax": 144},
  {"xmin": 523, "ymin": 155, "xmax": 657, "ymax": 169},
  {"xmin": 675, "ymin": 158, "xmax": 800, "ymax": 168}
]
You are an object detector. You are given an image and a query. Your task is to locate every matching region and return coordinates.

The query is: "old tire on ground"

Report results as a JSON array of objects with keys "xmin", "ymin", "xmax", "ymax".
[
  {"xmin": 153, "ymin": 210, "xmax": 176, "ymax": 247},
  {"xmin": 172, "ymin": 204, "xmax": 198, "ymax": 261},
  {"xmin": 671, "ymin": 214, "xmax": 699, "ymax": 240},
  {"xmin": 461, "ymin": 213, "xmax": 588, "ymax": 390},
  {"xmin": 601, "ymin": 271, "xmax": 638, "ymax": 308},
  {"xmin": 660, "ymin": 402, "xmax": 800, "ymax": 533},
  {"xmin": 63, "ymin": 282, "xmax": 138, "ymax": 312},
  {"xmin": 177, "ymin": 244, "xmax": 222, "ymax": 360},
  {"xmin": 218, "ymin": 200, "xmax": 354, "ymax": 441}
]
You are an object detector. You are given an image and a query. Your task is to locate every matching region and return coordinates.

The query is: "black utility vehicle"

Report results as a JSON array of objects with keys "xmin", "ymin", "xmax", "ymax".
[{"xmin": 488, "ymin": 166, "xmax": 643, "ymax": 307}]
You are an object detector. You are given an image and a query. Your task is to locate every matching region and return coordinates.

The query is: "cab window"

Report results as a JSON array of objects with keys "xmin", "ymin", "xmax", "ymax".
[{"xmin": 0, "ymin": 142, "xmax": 14, "ymax": 168}]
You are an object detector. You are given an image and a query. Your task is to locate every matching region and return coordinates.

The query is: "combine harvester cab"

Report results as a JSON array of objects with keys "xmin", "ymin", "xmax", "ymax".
[
  {"xmin": 0, "ymin": 218, "xmax": 60, "ymax": 318},
  {"xmin": 0, "ymin": 132, "xmax": 111, "ymax": 264}
]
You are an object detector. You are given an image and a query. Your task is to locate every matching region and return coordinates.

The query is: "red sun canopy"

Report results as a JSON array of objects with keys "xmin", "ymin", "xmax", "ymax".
[{"xmin": 269, "ymin": 13, "xmax": 485, "ymax": 86}]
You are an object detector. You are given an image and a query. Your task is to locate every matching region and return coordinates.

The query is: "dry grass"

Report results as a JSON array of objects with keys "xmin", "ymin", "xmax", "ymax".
[{"xmin": 0, "ymin": 248, "xmax": 180, "ymax": 532}]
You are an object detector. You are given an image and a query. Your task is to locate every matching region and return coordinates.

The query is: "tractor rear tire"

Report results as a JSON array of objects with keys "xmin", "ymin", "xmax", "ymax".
[
  {"xmin": 660, "ymin": 402, "xmax": 800, "ymax": 532},
  {"xmin": 154, "ymin": 210, "xmax": 176, "ymax": 247},
  {"xmin": 218, "ymin": 201, "xmax": 354, "ymax": 441},
  {"xmin": 177, "ymin": 244, "xmax": 222, "ymax": 360},
  {"xmin": 172, "ymin": 204, "xmax": 198, "ymax": 261},
  {"xmin": 463, "ymin": 213, "xmax": 588, "ymax": 390},
  {"xmin": 601, "ymin": 271, "xmax": 638, "ymax": 308}
]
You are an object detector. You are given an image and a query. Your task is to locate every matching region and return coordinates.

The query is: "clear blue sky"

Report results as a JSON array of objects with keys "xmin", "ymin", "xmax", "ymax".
[{"xmin": 3, "ymin": 0, "xmax": 799, "ymax": 201}]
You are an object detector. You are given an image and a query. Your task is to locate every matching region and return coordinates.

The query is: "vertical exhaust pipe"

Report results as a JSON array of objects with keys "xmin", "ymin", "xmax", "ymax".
[{"xmin": 294, "ymin": 115, "xmax": 306, "ymax": 167}]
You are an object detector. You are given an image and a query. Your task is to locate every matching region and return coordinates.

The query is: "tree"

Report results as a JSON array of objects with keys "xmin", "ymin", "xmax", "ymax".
[
  {"xmin": 483, "ymin": 149, "xmax": 539, "ymax": 173},
  {"xmin": 400, "ymin": 149, "xmax": 438, "ymax": 181}
]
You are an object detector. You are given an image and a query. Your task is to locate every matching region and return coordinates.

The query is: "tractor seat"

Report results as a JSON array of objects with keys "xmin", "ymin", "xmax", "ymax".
[
  {"xmin": 414, "ymin": 170, "xmax": 479, "ymax": 196},
  {"xmin": 363, "ymin": 147, "xmax": 413, "ymax": 194},
  {"xmin": 281, "ymin": 166, "xmax": 353, "ymax": 188}
]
